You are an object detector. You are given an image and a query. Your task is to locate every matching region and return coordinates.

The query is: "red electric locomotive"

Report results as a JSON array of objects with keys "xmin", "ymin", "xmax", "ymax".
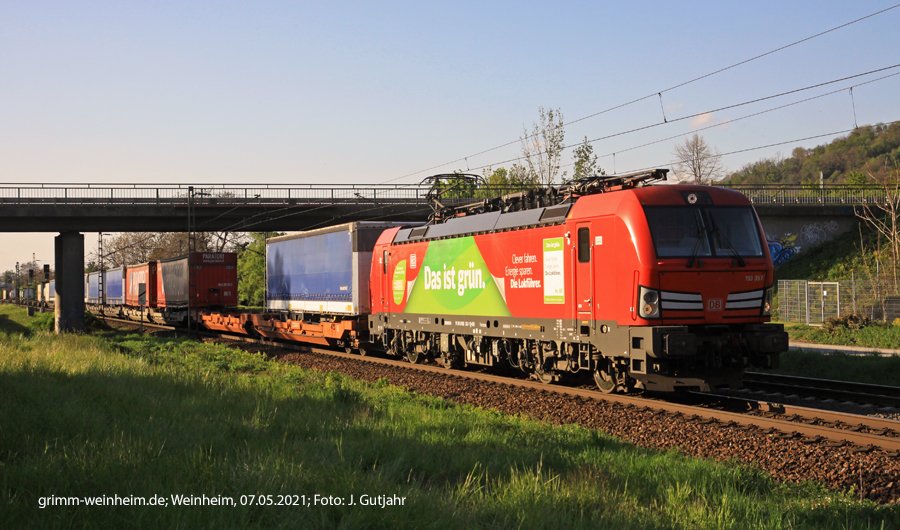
[{"xmin": 368, "ymin": 170, "xmax": 787, "ymax": 393}]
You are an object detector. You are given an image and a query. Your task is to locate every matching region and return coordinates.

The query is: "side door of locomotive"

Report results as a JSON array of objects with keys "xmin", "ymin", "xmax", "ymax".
[
  {"xmin": 380, "ymin": 246, "xmax": 391, "ymax": 313},
  {"xmin": 575, "ymin": 222, "xmax": 594, "ymax": 332}
]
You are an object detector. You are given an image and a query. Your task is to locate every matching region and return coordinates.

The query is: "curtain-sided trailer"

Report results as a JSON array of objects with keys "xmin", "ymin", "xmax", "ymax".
[
  {"xmin": 84, "ymin": 268, "xmax": 126, "ymax": 315},
  {"xmin": 235, "ymin": 222, "xmax": 406, "ymax": 349},
  {"xmin": 39, "ymin": 280, "xmax": 56, "ymax": 305}
]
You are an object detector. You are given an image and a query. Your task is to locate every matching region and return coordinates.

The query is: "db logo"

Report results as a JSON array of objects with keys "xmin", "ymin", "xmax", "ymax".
[{"xmin": 707, "ymin": 298, "xmax": 723, "ymax": 311}]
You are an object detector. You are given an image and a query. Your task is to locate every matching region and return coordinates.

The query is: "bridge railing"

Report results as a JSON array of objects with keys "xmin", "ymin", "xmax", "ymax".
[
  {"xmin": 722, "ymin": 185, "xmax": 887, "ymax": 206},
  {"xmin": 0, "ymin": 182, "xmax": 890, "ymax": 206},
  {"xmin": 0, "ymin": 183, "xmax": 435, "ymax": 205}
]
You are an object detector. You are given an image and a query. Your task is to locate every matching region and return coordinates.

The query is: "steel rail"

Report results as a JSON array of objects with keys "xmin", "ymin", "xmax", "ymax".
[{"xmin": 743, "ymin": 371, "xmax": 900, "ymax": 408}]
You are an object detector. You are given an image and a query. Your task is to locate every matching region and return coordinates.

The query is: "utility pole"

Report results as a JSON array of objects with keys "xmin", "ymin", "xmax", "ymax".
[
  {"xmin": 187, "ymin": 186, "xmax": 193, "ymax": 336},
  {"xmin": 98, "ymin": 233, "xmax": 103, "ymax": 308},
  {"xmin": 186, "ymin": 186, "xmax": 209, "ymax": 336},
  {"xmin": 98, "ymin": 233, "xmax": 110, "ymax": 316}
]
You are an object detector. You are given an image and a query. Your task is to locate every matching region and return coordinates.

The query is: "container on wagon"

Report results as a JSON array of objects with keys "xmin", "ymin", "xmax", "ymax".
[
  {"xmin": 44, "ymin": 280, "xmax": 56, "ymax": 304},
  {"xmin": 126, "ymin": 262, "xmax": 157, "ymax": 307},
  {"xmin": 266, "ymin": 222, "xmax": 407, "ymax": 315},
  {"xmin": 104, "ymin": 266, "xmax": 126, "ymax": 306},
  {"xmin": 156, "ymin": 252, "xmax": 237, "ymax": 308},
  {"xmin": 85, "ymin": 271, "xmax": 103, "ymax": 304}
]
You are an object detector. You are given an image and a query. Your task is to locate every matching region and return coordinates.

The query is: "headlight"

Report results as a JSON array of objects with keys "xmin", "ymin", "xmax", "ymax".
[
  {"xmin": 639, "ymin": 286, "xmax": 660, "ymax": 319},
  {"xmin": 762, "ymin": 286, "xmax": 773, "ymax": 316}
]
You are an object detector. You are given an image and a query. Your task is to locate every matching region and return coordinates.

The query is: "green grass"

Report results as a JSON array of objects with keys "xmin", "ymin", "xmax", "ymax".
[
  {"xmin": 776, "ymin": 320, "xmax": 900, "ymax": 385},
  {"xmin": 787, "ymin": 322, "xmax": 900, "ymax": 350},
  {"xmin": 765, "ymin": 347, "xmax": 900, "ymax": 386},
  {"xmin": 0, "ymin": 305, "xmax": 897, "ymax": 528},
  {"xmin": 0, "ymin": 303, "xmax": 54, "ymax": 335}
]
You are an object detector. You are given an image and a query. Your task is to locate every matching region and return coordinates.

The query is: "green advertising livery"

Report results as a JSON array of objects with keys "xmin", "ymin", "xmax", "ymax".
[{"xmin": 402, "ymin": 237, "xmax": 510, "ymax": 317}]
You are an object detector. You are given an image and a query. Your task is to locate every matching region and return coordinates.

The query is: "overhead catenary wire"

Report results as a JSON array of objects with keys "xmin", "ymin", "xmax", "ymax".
[
  {"xmin": 215, "ymin": 196, "xmax": 346, "ymax": 234},
  {"xmin": 103, "ymin": 67, "xmax": 900, "ymax": 237},
  {"xmin": 98, "ymin": 66, "xmax": 900, "ymax": 238},
  {"xmin": 617, "ymin": 119, "xmax": 900, "ymax": 175},
  {"xmin": 301, "ymin": 124, "xmax": 899, "ymax": 229},
  {"xmin": 462, "ymin": 63, "xmax": 900, "ymax": 174},
  {"xmin": 558, "ymin": 70, "xmax": 900, "ymax": 170},
  {"xmin": 70, "ymin": 118, "xmax": 897, "ymax": 251},
  {"xmin": 383, "ymin": 3, "xmax": 900, "ymax": 183},
  {"xmin": 224, "ymin": 120, "xmax": 900, "ymax": 235}
]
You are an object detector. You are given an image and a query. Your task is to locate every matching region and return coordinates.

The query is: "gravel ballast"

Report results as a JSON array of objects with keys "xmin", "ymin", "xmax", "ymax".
[{"xmin": 280, "ymin": 351, "xmax": 900, "ymax": 504}]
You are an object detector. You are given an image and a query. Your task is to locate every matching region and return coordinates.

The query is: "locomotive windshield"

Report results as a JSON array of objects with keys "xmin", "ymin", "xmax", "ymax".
[{"xmin": 645, "ymin": 206, "xmax": 764, "ymax": 259}]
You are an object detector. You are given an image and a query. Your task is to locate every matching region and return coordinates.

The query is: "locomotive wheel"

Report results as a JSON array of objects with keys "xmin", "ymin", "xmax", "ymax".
[
  {"xmin": 593, "ymin": 369, "xmax": 618, "ymax": 394},
  {"xmin": 533, "ymin": 359, "xmax": 556, "ymax": 384},
  {"xmin": 534, "ymin": 368, "xmax": 555, "ymax": 384},
  {"xmin": 439, "ymin": 352, "xmax": 457, "ymax": 369},
  {"xmin": 357, "ymin": 346, "xmax": 368, "ymax": 357},
  {"xmin": 406, "ymin": 348, "xmax": 420, "ymax": 364}
]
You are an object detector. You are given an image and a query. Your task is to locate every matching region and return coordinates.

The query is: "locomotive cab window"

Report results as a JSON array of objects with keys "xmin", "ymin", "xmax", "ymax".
[
  {"xmin": 644, "ymin": 206, "xmax": 763, "ymax": 258},
  {"xmin": 707, "ymin": 208, "xmax": 764, "ymax": 257},
  {"xmin": 577, "ymin": 227, "xmax": 591, "ymax": 263}
]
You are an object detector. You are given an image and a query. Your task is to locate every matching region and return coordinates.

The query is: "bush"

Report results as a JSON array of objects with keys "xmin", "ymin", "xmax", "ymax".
[
  {"xmin": 26, "ymin": 311, "xmax": 55, "ymax": 334},
  {"xmin": 823, "ymin": 314, "xmax": 871, "ymax": 331}
]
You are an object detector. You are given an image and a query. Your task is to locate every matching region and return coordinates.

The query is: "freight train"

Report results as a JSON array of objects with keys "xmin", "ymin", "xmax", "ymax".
[
  {"xmin": 81, "ymin": 253, "xmax": 238, "ymax": 323},
  {"xmin": 63, "ymin": 169, "xmax": 787, "ymax": 393}
]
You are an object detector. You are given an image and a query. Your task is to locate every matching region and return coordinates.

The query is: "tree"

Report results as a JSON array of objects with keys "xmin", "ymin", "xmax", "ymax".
[
  {"xmin": 722, "ymin": 122, "xmax": 900, "ymax": 185},
  {"xmin": 522, "ymin": 107, "xmax": 566, "ymax": 186},
  {"xmin": 97, "ymin": 232, "xmax": 249, "ymax": 267},
  {"xmin": 476, "ymin": 166, "xmax": 535, "ymax": 199},
  {"xmin": 855, "ymin": 161, "xmax": 900, "ymax": 290},
  {"xmin": 507, "ymin": 163, "xmax": 534, "ymax": 187},
  {"xmin": 572, "ymin": 136, "xmax": 604, "ymax": 180},
  {"xmin": 99, "ymin": 233, "xmax": 155, "ymax": 266},
  {"xmin": 237, "ymin": 232, "xmax": 271, "ymax": 307},
  {"xmin": 673, "ymin": 133, "xmax": 723, "ymax": 185}
]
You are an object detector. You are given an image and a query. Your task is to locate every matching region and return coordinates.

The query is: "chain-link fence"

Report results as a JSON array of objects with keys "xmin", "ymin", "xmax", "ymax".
[{"xmin": 776, "ymin": 277, "xmax": 900, "ymax": 324}]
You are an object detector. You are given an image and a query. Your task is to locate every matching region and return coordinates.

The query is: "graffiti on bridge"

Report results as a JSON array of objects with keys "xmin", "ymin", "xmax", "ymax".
[{"xmin": 767, "ymin": 236, "xmax": 799, "ymax": 267}]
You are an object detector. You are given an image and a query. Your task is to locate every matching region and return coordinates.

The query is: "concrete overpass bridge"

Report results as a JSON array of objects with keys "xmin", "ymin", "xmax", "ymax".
[
  {"xmin": 0, "ymin": 181, "xmax": 883, "ymax": 332},
  {"xmin": 0, "ymin": 183, "xmax": 438, "ymax": 232},
  {"xmin": 0, "ymin": 181, "xmax": 881, "ymax": 232}
]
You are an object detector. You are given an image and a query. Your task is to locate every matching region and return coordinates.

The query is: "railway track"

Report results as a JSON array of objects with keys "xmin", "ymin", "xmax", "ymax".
[
  {"xmin": 743, "ymin": 371, "xmax": 900, "ymax": 409},
  {"xmin": 102, "ymin": 316, "xmax": 900, "ymax": 453}
]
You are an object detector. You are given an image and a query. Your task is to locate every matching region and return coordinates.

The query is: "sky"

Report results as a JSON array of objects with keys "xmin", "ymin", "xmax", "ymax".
[{"xmin": 2, "ymin": 1, "xmax": 899, "ymax": 272}]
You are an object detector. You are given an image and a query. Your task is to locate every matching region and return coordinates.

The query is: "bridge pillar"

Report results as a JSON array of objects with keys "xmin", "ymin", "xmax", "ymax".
[{"xmin": 54, "ymin": 231, "xmax": 85, "ymax": 333}]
